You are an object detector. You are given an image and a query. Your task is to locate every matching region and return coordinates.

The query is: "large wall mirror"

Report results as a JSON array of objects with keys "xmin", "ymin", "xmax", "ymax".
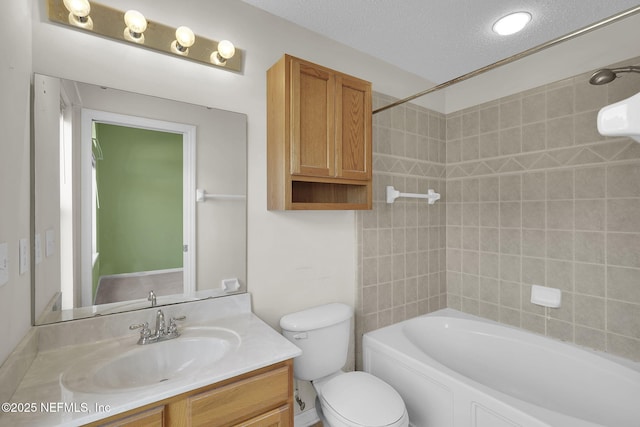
[{"xmin": 32, "ymin": 74, "xmax": 247, "ymax": 325}]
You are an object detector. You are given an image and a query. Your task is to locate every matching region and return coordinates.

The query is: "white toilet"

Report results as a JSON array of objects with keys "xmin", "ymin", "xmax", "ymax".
[{"xmin": 280, "ymin": 303, "xmax": 409, "ymax": 427}]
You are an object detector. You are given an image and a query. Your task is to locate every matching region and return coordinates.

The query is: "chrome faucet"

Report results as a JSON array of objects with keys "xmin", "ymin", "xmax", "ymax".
[
  {"xmin": 129, "ymin": 309, "xmax": 186, "ymax": 345},
  {"xmin": 155, "ymin": 309, "xmax": 166, "ymax": 337},
  {"xmin": 148, "ymin": 290, "xmax": 157, "ymax": 307}
]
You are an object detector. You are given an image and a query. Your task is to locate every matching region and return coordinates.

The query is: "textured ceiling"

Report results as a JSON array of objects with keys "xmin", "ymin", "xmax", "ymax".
[{"xmin": 240, "ymin": 0, "xmax": 640, "ymax": 84}]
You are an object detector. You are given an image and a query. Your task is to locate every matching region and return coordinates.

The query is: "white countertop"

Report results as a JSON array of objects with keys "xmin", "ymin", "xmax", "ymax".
[{"xmin": 0, "ymin": 295, "xmax": 301, "ymax": 427}]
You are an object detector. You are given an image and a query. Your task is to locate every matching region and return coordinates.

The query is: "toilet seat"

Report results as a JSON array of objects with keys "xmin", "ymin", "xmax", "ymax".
[{"xmin": 319, "ymin": 371, "xmax": 408, "ymax": 427}]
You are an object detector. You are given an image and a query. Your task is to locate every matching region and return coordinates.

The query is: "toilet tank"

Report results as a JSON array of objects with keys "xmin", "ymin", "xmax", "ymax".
[{"xmin": 280, "ymin": 303, "xmax": 352, "ymax": 382}]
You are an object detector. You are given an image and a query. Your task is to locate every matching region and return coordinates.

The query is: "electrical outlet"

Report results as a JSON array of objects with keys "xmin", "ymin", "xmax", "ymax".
[
  {"xmin": 35, "ymin": 234, "xmax": 42, "ymax": 265},
  {"xmin": 45, "ymin": 229, "xmax": 55, "ymax": 257},
  {"xmin": 0, "ymin": 242, "xmax": 8, "ymax": 287},
  {"xmin": 19, "ymin": 239, "xmax": 29, "ymax": 275}
]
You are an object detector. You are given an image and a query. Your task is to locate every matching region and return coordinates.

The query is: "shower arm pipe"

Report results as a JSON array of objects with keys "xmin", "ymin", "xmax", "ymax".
[
  {"xmin": 610, "ymin": 66, "xmax": 640, "ymax": 74},
  {"xmin": 373, "ymin": 5, "xmax": 640, "ymax": 115}
]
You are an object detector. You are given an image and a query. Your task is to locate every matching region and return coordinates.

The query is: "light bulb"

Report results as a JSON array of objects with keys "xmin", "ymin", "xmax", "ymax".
[
  {"xmin": 123, "ymin": 10, "xmax": 147, "ymax": 43},
  {"xmin": 175, "ymin": 26, "xmax": 195, "ymax": 50},
  {"xmin": 211, "ymin": 40, "xmax": 235, "ymax": 65},
  {"xmin": 492, "ymin": 12, "xmax": 531, "ymax": 36},
  {"xmin": 217, "ymin": 40, "xmax": 235, "ymax": 60},
  {"xmin": 63, "ymin": 0, "xmax": 93, "ymax": 29},
  {"xmin": 63, "ymin": 0, "xmax": 90, "ymax": 17}
]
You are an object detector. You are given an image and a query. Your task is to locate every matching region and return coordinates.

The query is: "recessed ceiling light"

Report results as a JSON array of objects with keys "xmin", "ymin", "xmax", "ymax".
[{"xmin": 492, "ymin": 12, "xmax": 532, "ymax": 36}]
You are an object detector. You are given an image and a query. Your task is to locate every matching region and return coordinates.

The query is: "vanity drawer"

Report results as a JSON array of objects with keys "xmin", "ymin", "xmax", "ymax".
[
  {"xmin": 99, "ymin": 405, "xmax": 165, "ymax": 427},
  {"xmin": 234, "ymin": 404, "xmax": 291, "ymax": 427},
  {"xmin": 188, "ymin": 365, "xmax": 290, "ymax": 426}
]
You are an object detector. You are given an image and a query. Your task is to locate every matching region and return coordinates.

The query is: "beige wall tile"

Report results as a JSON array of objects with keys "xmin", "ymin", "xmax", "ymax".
[
  {"xmin": 608, "ymin": 266, "xmax": 640, "ymax": 304},
  {"xmin": 522, "ymin": 122, "xmax": 546, "ymax": 152},
  {"xmin": 547, "ymin": 230, "xmax": 573, "ymax": 260},
  {"xmin": 547, "ymin": 85, "xmax": 574, "ymax": 119},
  {"xmin": 607, "ymin": 300, "xmax": 640, "ymax": 339},
  {"xmin": 547, "ymin": 116, "xmax": 574, "ymax": 149},
  {"xmin": 607, "ymin": 233, "xmax": 640, "ymax": 268},
  {"xmin": 500, "ymin": 99, "xmax": 522, "ymax": 129},
  {"xmin": 574, "ymin": 294, "xmax": 605, "ymax": 329},
  {"xmin": 575, "ymin": 166, "xmax": 605, "ymax": 199},
  {"xmin": 522, "ymin": 229, "xmax": 546, "ymax": 258},
  {"xmin": 522, "ymin": 201, "xmax": 546, "ymax": 229},
  {"xmin": 522, "ymin": 92, "xmax": 546, "ymax": 124},
  {"xmin": 608, "ymin": 163, "xmax": 640, "ymax": 198},
  {"xmin": 547, "ymin": 169, "xmax": 574, "ymax": 199},
  {"xmin": 480, "ymin": 202, "xmax": 499, "ymax": 227},
  {"xmin": 523, "ymin": 172, "xmax": 546, "ymax": 200},
  {"xmin": 500, "ymin": 202, "xmax": 521, "ymax": 228},
  {"xmin": 479, "ymin": 105, "xmax": 499, "ymax": 133},
  {"xmin": 575, "ymin": 263, "xmax": 605, "ymax": 297},
  {"xmin": 607, "ymin": 199, "xmax": 640, "ymax": 232},
  {"xmin": 479, "ymin": 177, "xmax": 499, "ymax": 201},
  {"xmin": 574, "ymin": 199, "xmax": 605, "ymax": 231},
  {"xmin": 479, "ymin": 131, "xmax": 499, "ymax": 158}
]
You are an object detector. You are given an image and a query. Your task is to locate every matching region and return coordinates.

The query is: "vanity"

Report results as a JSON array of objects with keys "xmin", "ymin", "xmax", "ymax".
[{"xmin": 0, "ymin": 294, "xmax": 301, "ymax": 426}]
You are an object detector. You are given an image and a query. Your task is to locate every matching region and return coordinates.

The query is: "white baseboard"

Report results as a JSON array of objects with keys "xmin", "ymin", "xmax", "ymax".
[{"xmin": 295, "ymin": 408, "xmax": 320, "ymax": 427}]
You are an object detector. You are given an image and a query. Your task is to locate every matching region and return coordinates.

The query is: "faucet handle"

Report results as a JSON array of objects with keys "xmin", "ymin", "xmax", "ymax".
[
  {"xmin": 129, "ymin": 321, "xmax": 149, "ymax": 331},
  {"xmin": 167, "ymin": 315, "xmax": 186, "ymax": 337},
  {"xmin": 129, "ymin": 321, "xmax": 152, "ymax": 345},
  {"xmin": 147, "ymin": 290, "xmax": 157, "ymax": 307}
]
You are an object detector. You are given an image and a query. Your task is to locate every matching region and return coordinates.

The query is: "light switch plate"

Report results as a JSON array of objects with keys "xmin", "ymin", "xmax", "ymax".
[
  {"xmin": 19, "ymin": 239, "xmax": 28, "ymax": 275},
  {"xmin": 45, "ymin": 229, "xmax": 55, "ymax": 257},
  {"xmin": 35, "ymin": 234, "xmax": 42, "ymax": 265},
  {"xmin": 0, "ymin": 242, "xmax": 8, "ymax": 287}
]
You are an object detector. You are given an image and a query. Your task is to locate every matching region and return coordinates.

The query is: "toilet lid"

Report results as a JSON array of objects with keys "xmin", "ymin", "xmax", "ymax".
[{"xmin": 321, "ymin": 372, "xmax": 405, "ymax": 427}]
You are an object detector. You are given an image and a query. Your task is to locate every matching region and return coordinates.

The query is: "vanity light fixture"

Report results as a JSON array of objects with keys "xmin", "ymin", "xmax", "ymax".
[
  {"xmin": 47, "ymin": 0, "xmax": 244, "ymax": 73},
  {"xmin": 171, "ymin": 26, "xmax": 196, "ymax": 55},
  {"xmin": 211, "ymin": 40, "xmax": 236, "ymax": 66},
  {"xmin": 63, "ymin": 0, "xmax": 93, "ymax": 29},
  {"xmin": 492, "ymin": 11, "xmax": 532, "ymax": 36},
  {"xmin": 123, "ymin": 10, "xmax": 147, "ymax": 44}
]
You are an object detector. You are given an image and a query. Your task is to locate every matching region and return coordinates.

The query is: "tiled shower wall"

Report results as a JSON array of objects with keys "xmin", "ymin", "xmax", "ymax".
[
  {"xmin": 446, "ymin": 57, "xmax": 640, "ymax": 361},
  {"xmin": 357, "ymin": 57, "xmax": 640, "ymax": 363},
  {"xmin": 355, "ymin": 93, "xmax": 448, "ymax": 368}
]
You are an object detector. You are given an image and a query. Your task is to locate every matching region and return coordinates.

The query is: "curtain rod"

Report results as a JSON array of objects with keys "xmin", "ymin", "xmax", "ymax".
[{"xmin": 373, "ymin": 5, "xmax": 640, "ymax": 115}]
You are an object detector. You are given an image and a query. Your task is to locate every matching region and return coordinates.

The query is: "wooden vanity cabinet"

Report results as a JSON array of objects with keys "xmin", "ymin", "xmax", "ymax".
[
  {"xmin": 86, "ymin": 360, "xmax": 293, "ymax": 427},
  {"xmin": 267, "ymin": 54, "xmax": 372, "ymax": 210}
]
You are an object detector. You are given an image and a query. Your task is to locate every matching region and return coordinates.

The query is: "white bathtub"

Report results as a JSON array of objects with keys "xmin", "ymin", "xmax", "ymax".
[{"xmin": 363, "ymin": 308, "xmax": 640, "ymax": 427}]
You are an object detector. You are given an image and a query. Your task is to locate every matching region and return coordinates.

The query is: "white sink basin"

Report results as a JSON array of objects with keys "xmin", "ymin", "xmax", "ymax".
[{"xmin": 62, "ymin": 327, "xmax": 241, "ymax": 393}]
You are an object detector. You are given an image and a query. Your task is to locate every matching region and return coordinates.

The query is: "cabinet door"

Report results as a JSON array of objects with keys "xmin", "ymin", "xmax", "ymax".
[
  {"xmin": 290, "ymin": 58, "xmax": 335, "ymax": 178},
  {"xmin": 233, "ymin": 405, "xmax": 291, "ymax": 427},
  {"xmin": 335, "ymin": 74, "xmax": 371, "ymax": 181}
]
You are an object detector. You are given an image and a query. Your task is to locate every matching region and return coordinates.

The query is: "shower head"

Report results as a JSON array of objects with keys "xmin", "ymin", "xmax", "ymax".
[{"xmin": 589, "ymin": 66, "xmax": 640, "ymax": 85}]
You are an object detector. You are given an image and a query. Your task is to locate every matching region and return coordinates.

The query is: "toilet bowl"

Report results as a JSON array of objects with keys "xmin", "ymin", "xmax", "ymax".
[
  {"xmin": 314, "ymin": 371, "xmax": 409, "ymax": 427},
  {"xmin": 279, "ymin": 303, "xmax": 409, "ymax": 427}
]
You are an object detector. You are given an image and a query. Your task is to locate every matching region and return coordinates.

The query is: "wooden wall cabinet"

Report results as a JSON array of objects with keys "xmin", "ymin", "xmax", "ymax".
[
  {"xmin": 267, "ymin": 54, "xmax": 372, "ymax": 210},
  {"xmin": 86, "ymin": 360, "xmax": 293, "ymax": 427}
]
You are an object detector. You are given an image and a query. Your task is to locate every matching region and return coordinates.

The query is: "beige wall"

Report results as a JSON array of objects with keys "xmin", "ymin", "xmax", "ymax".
[
  {"xmin": 0, "ymin": 1, "xmax": 32, "ymax": 364},
  {"xmin": 445, "ymin": 57, "xmax": 640, "ymax": 361}
]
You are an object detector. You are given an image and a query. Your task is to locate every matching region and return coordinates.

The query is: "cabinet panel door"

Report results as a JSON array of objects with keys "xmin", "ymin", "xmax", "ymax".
[
  {"xmin": 290, "ymin": 59, "xmax": 335, "ymax": 178},
  {"xmin": 335, "ymin": 74, "xmax": 371, "ymax": 181}
]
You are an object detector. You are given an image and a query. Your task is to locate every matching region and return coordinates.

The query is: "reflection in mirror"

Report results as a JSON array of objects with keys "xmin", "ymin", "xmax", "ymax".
[{"xmin": 33, "ymin": 75, "xmax": 247, "ymax": 325}]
